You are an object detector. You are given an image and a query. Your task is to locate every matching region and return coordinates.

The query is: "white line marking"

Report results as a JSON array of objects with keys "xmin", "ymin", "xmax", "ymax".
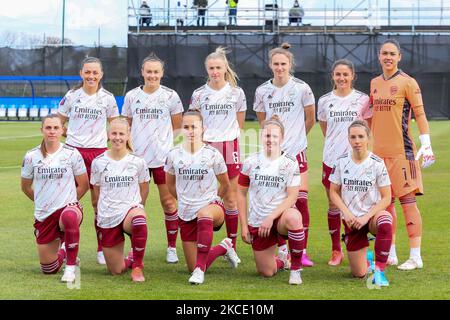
[{"xmin": 0, "ymin": 134, "xmax": 41, "ymax": 140}]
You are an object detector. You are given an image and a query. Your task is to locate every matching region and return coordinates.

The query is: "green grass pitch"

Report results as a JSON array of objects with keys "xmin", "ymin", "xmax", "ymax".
[{"xmin": 0, "ymin": 120, "xmax": 449, "ymax": 300}]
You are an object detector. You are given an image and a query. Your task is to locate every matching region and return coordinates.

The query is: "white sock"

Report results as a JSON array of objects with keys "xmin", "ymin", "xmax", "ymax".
[
  {"xmin": 389, "ymin": 245, "xmax": 397, "ymax": 257},
  {"xmin": 410, "ymin": 247, "xmax": 421, "ymax": 260},
  {"xmin": 303, "ymin": 249, "xmax": 307, "ymax": 254},
  {"xmin": 278, "ymin": 244, "xmax": 288, "ymax": 253}
]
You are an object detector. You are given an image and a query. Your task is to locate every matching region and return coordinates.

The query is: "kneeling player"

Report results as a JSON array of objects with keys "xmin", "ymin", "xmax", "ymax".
[
  {"xmin": 165, "ymin": 111, "xmax": 239, "ymax": 285},
  {"xmin": 90, "ymin": 118, "xmax": 150, "ymax": 282},
  {"xmin": 21, "ymin": 114, "xmax": 89, "ymax": 283},
  {"xmin": 329, "ymin": 120, "xmax": 393, "ymax": 286},
  {"xmin": 237, "ymin": 116, "xmax": 305, "ymax": 285}
]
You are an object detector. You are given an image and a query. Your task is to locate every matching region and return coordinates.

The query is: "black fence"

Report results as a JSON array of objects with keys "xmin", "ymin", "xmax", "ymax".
[{"xmin": 127, "ymin": 33, "xmax": 450, "ymax": 119}]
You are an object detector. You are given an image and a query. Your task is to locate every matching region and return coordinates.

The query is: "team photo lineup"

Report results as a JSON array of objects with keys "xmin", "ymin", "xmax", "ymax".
[{"xmin": 19, "ymin": 37, "xmax": 437, "ymax": 290}]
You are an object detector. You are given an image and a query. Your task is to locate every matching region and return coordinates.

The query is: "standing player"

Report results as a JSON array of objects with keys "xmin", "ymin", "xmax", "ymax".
[
  {"xmin": 122, "ymin": 53, "xmax": 183, "ymax": 264},
  {"xmin": 317, "ymin": 59, "xmax": 371, "ymax": 266},
  {"xmin": 165, "ymin": 111, "xmax": 240, "ymax": 285},
  {"xmin": 369, "ymin": 39, "xmax": 435, "ymax": 270},
  {"xmin": 253, "ymin": 42, "xmax": 315, "ymax": 267},
  {"xmin": 57, "ymin": 57, "xmax": 119, "ymax": 265},
  {"xmin": 90, "ymin": 118, "xmax": 150, "ymax": 282},
  {"xmin": 189, "ymin": 47, "xmax": 246, "ymax": 260},
  {"xmin": 329, "ymin": 120, "xmax": 393, "ymax": 286},
  {"xmin": 237, "ymin": 116, "xmax": 306, "ymax": 285},
  {"xmin": 21, "ymin": 114, "xmax": 89, "ymax": 282}
]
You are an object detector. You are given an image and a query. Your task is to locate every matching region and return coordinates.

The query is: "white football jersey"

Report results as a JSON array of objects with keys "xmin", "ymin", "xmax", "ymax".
[
  {"xmin": 58, "ymin": 87, "xmax": 119, "ymax": 148},
  {"xmin": 90, "ymin": 152, "xmax": 150, "ymax": 228},
  {"xmin": 189, "ymin": 82, "xmax": 247, "ymax": 142},
  {"xmin": 328, "ymin": 152, "xmax": 391, "ymax": 217},
  {"xmin": 21, "ymin": 144, "xmax": 86, "ymax": 222},
  {"xmin": 317, "ymin": 90, "xmax": 371, "ymax": 167},
  {"xmin": 122, "ymin": 85, "xmax": 184, "ymax": 168},
  {"xmin": 164, "ymin": 144, "xmax": 227, "ymax": 221},
  {"xmin": 241, "ymin": 152, "xmax": 301, "ymax": 228},
  {"xmin": 253, "ymin": 77, "xmax": 315, "ymax": 156}
]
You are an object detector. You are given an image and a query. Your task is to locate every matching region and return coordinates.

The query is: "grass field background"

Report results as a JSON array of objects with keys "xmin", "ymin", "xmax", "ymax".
[{"xmin": 0, "ymin": 120, "xmax": 449, "ymax": 300}]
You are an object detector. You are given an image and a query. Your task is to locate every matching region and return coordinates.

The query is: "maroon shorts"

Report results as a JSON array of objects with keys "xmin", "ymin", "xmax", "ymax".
[
  {"xmin": 342, "ymin": 220, "xmax": 370, "ymax": 252},
  {"xmin": 96, "ymin": 206, "xmax": 142, "ymax": 248},
  {"xmin": 296, "ymin": 150, "xmax": 309, "ymax": 174},
  {"xmin": 248, "ymin": 218, "xmax": 283, "ymax": 251},
  {"xmin": 208, "ymin": 139, "xmax": 241, "ymax": 179},
  {"xmin": 149, "ymin": 166, "xmax": 166, "ymax": 185},
  {"xmin": 179, "ymin": 200, "xmax": 225, "ymax": 242},
  {"xmin": 33, "ymin": 203, "xmax": 83, "ymax": 245},
  {"xmin": 322, "ymin": 163, "xmax": 333, "ymax": 189},
  {"xmin": 72, "ymin": 146, "xmax": 107, "ymax": 188}
]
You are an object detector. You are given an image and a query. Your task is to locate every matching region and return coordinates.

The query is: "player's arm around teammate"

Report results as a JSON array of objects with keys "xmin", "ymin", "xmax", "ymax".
[
  {"xmin": 57, "ymin": 57, "xmax": 120, "ymax": 265},
  {"xmin": 237, "ymin": 116, "xmax": 305, "ymax": 285},
  {"xmin": 317, "ymin": 59, "xmax": 372, "ymax": 266},
  {"xmin": 329, "ymin": 121, "xmax": 393, "ymax": 286},
  {"xmin": 369, "ymin": 39, "xmax": 435, "ymax": 270},
  {"xmin": 90, "ymin": 118, "xmax": 150, "ymax": 282},
  {"xmin": 21, "ymin": 114, "xmax": 89, "ymax": 283},
  {"xmin": 188, "ymin": 47, "xmax": 246, "ymax": 259},
  {"xmin": 122, "ymin": 53, "xmax": 183, "ymax": 264},
  {"xmin": 165, "ymin": 111, "xmax": 240, "ymax": 285},
  {"xmin": 253, "ymin": 42, "xmax": 315, "ymax": 266}
]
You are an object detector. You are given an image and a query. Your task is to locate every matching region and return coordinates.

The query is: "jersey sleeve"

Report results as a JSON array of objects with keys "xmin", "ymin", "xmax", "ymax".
[
  {"xmin": 21, "ymin": 152, "xmax": 34, "ymax": 179},
  {"xmin": 328, "ymin": 162, "xmax": 342, "ymax": 185},
  {"xmin": 287, "ymin": 163, "xmax": 301, "ymax": 187},
  {"xmin": 406, "ymin": 78, "xmax": 425, "ymax": 118},
  {"xmin": 236, "ymin": 87, "xmax": 247, "ymax": 112},
  {"xmin": 72, "ymin": 149, "xmax": 87, "ymax": 176},
  {"xmin": 302, "ymin": 84, "xmax": 315, "ymax": 107},
  {"xmin": 137, "ymin": 158, "xmax": 151, "ymax": 183},
  {"xmin": 377, "ymin": 161, "xmax": 391, "ymax": 187},
  {"xmin": 360, "ymin": 94, "xmax": 372, "ymax": 119},
  {"xmin": 164, "ymin": 151, "xmax": 175, "ymax": 175},
  {"xmin": 169, "ymin": 91, "xmax": 184, "ymax": 114},
  {"xmin": 317, "ymin": 96, "xmax": 327, "ymax": 122},
  {"xmin": 57, "ymin": 91, "xmax": 72, "ymax": 117},
  {"xmin": 253, "ymin": 87, "xmax": 265, "ymax": 112},
  {"xmin": 213, "ymin": 150, "xmax": 228, "ymax": 176},
  {"xmin": 121, "ymin": 92, "xmax": 133, "ymax": 118},
  {"xmin": 188, "ymin": 91, "xmax": 200, "ymax": 111},
  {"xmin": 90, "ymin": 159, "xmax": 101, "ymax": 186},
  {"xmin": 106, "ymin": 95, "xmax": 120, "ymax": 118}
]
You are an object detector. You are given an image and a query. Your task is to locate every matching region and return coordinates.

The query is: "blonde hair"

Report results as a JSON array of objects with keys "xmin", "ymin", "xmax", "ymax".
[
  {"xmin": 269, "ymin": 42, "xmax": 295, "ymax": 74},
  {"xmin": 205, "ymin": 47, "xmax": 239, "ymax": 87},
  {"xmin": 40, "ymin": 114, "xmax": 63, "ymax": 158},
  {"xmin": 262, "ymin": 115, "xmax": 285, "ymax": 138},
  {"xmin": 109, "ymin": 118, "xmax": 134, "ymax": 152}
]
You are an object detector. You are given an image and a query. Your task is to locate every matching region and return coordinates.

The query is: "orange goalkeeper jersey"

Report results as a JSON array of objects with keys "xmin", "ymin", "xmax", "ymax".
[{"xmin": 370, "ymin": 70, "xmax": 425, "ymax": 160}]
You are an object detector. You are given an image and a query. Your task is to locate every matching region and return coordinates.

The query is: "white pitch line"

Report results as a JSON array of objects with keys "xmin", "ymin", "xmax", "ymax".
[
  {"xmin": 0, "ymin": 165, "xmax": 20, "ymax": 169},
  {"xmin": 0, "ymin": 134, "xmax": 41, "ymax": 140}
]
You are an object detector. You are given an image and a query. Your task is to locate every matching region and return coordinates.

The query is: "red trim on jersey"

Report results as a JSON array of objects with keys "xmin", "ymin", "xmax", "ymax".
[{"xmin": 238, "ymin": 173, "xmax": 250, "ymax": 187}]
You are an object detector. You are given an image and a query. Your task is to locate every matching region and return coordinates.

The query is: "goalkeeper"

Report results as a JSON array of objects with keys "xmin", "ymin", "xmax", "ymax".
[{"xmin": 369, "ymin": 38, "xmax": 435, "ymax": 271}]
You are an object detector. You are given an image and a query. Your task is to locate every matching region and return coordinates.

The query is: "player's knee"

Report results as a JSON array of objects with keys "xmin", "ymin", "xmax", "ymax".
[
  {"xmin": 284, "ymin": 210, "xmax": 302, "ymax": 230},
  {"xmin": 109, "ymin": 266, "xmax": 125, "ymax": 276},
  {"xmin": 258, "ymin": 268, "xmax": 276, "ymax": 278},
  {"xmin": 161, "ymin": 197, "xmax": 176, "ymax": 213},
  {"xmin": 352, "ymin": 271, "xmax": 366, "ymax": 279},
  {"xmin": 196, "ymin": 207, "xmax": 212, "ymax": 219}
]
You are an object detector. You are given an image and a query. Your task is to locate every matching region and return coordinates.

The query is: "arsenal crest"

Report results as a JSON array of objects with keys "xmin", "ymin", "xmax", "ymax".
[{"xmin": 390, "ymin": 86, "xmax": 398, "ymax": 95}]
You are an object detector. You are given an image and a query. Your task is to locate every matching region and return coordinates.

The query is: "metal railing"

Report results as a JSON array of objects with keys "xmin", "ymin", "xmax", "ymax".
[{"xmin": 128, "ymin": 1, "xmax": 450, "ymax": 33}]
